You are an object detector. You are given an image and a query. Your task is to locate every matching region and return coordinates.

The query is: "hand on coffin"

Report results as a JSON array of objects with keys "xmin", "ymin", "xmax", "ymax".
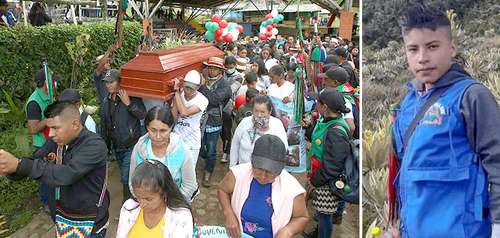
[
  {"xmin": 200, "ymin": 74, "xmax": 206, "ymax": 86},
  {"xmin": 173, "ymin": 77, "xmax": 181, "ymax": 91},
  {"xmin": 118, "ymin": 89, "xmax": 131, "ymax": 106}
]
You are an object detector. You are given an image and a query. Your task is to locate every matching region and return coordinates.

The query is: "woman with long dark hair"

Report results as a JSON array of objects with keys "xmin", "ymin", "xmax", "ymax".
[
  {"xmin": 117, "ymin": 161, "xmax": 193, "ymax": 237},
  {"xmin": 129, "ymin": 106, "xmax": 198, "ymax": 202},
  {"xmin": 251, "ymin": 58, "xmax": 271, "ymax": 91}
]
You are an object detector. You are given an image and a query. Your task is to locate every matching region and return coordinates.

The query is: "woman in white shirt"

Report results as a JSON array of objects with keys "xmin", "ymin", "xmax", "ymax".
[
  {"xmin": 267, "ymin": 64, "xmax": 295, "ymax": 104},
  {"xmin": 252, "ymin": 58, "xmax": 271, "ymax": 91},
  {"xmin": 230, "ymin": 95, "xmax": 288, "ymax": 167}
]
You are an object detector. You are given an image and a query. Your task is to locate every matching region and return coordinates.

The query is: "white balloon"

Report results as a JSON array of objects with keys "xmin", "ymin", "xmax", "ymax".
[
  {"xmin": 230, "ymin": 28, "xmax": 240, "ymax": 40},
  {"xmin": 222, "ymin": 28, "xmax": 229, "ymax": 36},
  {"xmin": 270, "ymin": 35, "xmax": 276, "ymax": 39},
  {"xmin": 271, "ymin": 28, "xmax": 279, "ymax": 36},
  {"xmin": 271, "ymin": 9, "xmax": 278, "ymax": 18},
  {"xmin": 259, "ymin": 27, "xmax": 267, "ymax": 34}
]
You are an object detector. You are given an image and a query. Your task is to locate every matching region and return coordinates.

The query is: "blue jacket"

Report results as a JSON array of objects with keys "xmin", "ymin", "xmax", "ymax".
[{"xmin": 393, "ymin": 64, "xmax": 492, "ymax": 238}]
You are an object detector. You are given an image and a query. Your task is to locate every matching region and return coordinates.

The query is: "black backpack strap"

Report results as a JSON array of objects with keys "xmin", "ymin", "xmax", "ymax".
[{"xmin": 403, "ymin": 86, "xmax": 448, "ymax": 150}]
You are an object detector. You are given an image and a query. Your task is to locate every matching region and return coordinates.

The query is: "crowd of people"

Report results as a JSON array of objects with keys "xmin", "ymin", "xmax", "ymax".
[{"xmin": 0, "ymin": 30, "xmax": 359, "ymax": 238}]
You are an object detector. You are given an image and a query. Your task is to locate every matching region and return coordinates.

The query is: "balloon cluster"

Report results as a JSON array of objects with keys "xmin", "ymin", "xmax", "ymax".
[
  {"xmin": 258, "ymin": 9, "xmax": 284, "ymax": 41},
  {"xmin": 204, "ymin": 15, "xmax": 244, "ymax": 43}
]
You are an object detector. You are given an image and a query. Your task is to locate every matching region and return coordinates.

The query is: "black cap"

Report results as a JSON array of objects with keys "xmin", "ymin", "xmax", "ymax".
[
  {"xmin": 318, "ymin": 88, "xmax": 350, "ymax": 114},
  {"xmin": 325, "ymin": 54, "xmax": 339, "ymax": 65},
  {"xmin": 319, "ymin": 66, "xmax": 349, "ymax": 84},
  {"xmin": 102, "ymin": 69, "xmax": 120, "ymax": 82},
  {"xmin": 334, "ymin": 47, "xmax": 348, "ymax": 58},
  {"xmin": 251, "ymin": 135, "xmax": 287, "ymax": 176},
  {"xmin": 59, "ymin": 89, "xmax": 81, "ymax": 103},
  {"xmin": 323, "ymin": 63, "xmax": 340, "ymax": 72}
]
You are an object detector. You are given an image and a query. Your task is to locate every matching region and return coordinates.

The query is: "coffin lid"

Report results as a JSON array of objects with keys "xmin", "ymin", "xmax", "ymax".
[{"xmin": 119, "ymin": 43, "xmax": 225, "ymax": 101}]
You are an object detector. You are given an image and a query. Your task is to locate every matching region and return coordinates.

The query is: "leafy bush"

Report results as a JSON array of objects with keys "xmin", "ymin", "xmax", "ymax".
[
  {"xmin": 0, "ymin": 126, "xmax": 37, "ymax": 237},
  {"xmin": 0, "ymin": 21, "xmax": 142, "ymax": 108},
  {"xmin": 0, "ymin": 21, "xmax": 142, "ymax": 237}
]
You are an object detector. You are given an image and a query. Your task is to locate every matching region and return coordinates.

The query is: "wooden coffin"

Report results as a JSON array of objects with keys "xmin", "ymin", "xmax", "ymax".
[{"xmin": 120, "ymin": 43, "xmax": 224, "ymax": 101}]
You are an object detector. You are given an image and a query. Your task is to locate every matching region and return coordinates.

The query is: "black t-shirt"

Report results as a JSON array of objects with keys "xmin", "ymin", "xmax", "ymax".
[{"xmin": 26, "ymin": 101, "xmax": 42, "ymax": 120}]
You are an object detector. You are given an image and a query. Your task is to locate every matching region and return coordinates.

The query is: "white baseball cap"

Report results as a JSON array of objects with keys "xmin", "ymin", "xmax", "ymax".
[
  {"xmin": 183, "ymin": 70, "xmax": 201, "ymax": 88},
  {"xmin": 265, "ymin": 59, "xmax": 280, "ymax": 71}
]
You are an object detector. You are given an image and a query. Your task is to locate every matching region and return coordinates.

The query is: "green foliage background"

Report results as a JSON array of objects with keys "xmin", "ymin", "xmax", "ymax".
[
  {"xmin": 0, "ymin": 21, "xmax": 141, "ymax": 237},
  {"xmin": 0, "ymin": 21, "xmax": 142, "ymax": 107}
]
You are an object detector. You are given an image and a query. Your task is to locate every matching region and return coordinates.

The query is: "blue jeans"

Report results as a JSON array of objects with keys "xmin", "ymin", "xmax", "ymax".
[
  {"xmin": 114, "ymin": 147, "xmax": 132, "ymax": 184},
  {"xmin": 336, "ymin": 200, "xmax": 346, "ymax": 216},
  {"xmin": 201, "ymin": 130, "xmax": 220, "ymax": 173},
  {"xmin": 317, "ymin": 212, "xmax": 333, "ymax": 238}
]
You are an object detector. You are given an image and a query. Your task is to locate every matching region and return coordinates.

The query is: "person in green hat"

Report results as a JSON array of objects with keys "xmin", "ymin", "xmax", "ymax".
[{"xmin": 305, "ymin": 88, "xmax": 352, "ymax": 238}]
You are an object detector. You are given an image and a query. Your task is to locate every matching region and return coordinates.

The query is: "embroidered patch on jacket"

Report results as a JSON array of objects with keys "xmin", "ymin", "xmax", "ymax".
[{"xmin": 422, "ymin": 103, "xmax": 447, "ymax": 125}]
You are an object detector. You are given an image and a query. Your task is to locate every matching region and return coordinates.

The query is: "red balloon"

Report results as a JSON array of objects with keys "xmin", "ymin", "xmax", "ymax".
[
  {"xmin": 215, "ymin": 35, "xmax": 223, "ymax": 42},
  {"xmin": 259, "ymin": 34, "xmax": 268, "ymax": 40},
  {"xmin": 266, "ymin": 25, "xmax": 273, "ymax": 31},
  {"xmin": 215, "ymin": 29, "xmax": 223, "ymax": 37},
  {"xmin": 265, "ymin": 31, "xmax": 272, "ymax": 37},
  {"xmin": 218, "ymin": 20, "xmax": 228, "ymax": 29},
  {"xmin": 211, "ymin": 15, "xmax": 222, "ymax": 23},
  {"xmin": 234, "ymin": 94, "xmax": 246, "ymax": 110},
  {"xmin": 223, "ymin": 34, "xmax": 233, "ymax": 42},
  {"xmin": 265, "ymin": 14, "xmax": 273, "ymax": 20},
  {"xmin": 272, "ymin": 23, "xmax": 277, "ymax": 28},
  {"xmin": 236, "ymin": 25, "xmax": 244, "ymax": 33}
]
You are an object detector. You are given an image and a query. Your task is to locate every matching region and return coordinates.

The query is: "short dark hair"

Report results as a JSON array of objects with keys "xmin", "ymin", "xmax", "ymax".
[
  {"xmin": 286, "ymin": 62, "xmax": 297, "ymax": 72},
  {"xmin": 226, "ymin": 43, "xmax": 237, "ymax": 51},
  {"xmin": 238, "ymin": 45, "xmax": 247, "ymax": 52},
  {"xmin": 269, "ymin": 64, "xmax": 285, "ymax": 77},
  {"xmin": 253, "ymin": 95, "xmax": 274, "ymax": 113},
  {"xmin": 224, "ymin": 56, "xmax": 237, "ymax": 66},
  {"xmin": 44, "ymin": 101, "xmax": 79, "ymax": 119},
  {"xmin": 145, "ymin": 106, "xmax": 174, "ymax": 128},
  {"xmin": 244, "ymin": 71, "xmax": 258, "ymax": 84},
  {"xmin": 399, "ymin": 3, "xmax": 451, "ymax": 36},
  {"xmin": 246, "ymin": 88, "xmax": 259, "ymax": 102}
]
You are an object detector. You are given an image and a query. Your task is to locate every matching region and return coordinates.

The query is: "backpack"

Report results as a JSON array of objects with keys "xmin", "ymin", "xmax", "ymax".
[
  {"xmin": 340, "ymin": 62, "xmax": 359, "ymax": 88},
  {"xmin": 341, "ymin": 92, "xmax": 360, "ymax": 139},
  {"xmin": 222, "ymin": 74, "xmax": 242, "ymax": 117},
  {"xmin": 329, "ymin": 123, "xmax": 359, "ymax": 204}
]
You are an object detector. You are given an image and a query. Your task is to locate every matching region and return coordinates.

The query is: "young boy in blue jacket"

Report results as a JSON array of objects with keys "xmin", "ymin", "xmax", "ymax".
[{"xmin": 392, "ymin": 3, "xmax": 500, "ymax": 238}]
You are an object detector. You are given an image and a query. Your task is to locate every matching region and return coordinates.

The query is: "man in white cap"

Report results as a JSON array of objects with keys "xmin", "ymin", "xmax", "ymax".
[{"xmin": 172, "ymin": 70, "xmax": 209, "ymax": 167}]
